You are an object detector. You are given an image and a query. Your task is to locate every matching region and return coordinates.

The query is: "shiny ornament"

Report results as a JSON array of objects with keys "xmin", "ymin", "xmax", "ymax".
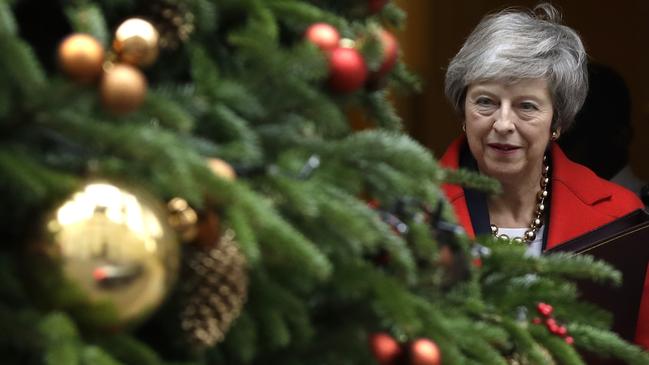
[
  {"xmin": 42, "ymin": 181, "xmax": 180, "ymax": 327},
  {"xmin": 369, "ymin": 332, "xmax": 402, "ymax": 364},
  {"xmin": 113, "ymin": 18, "xmax": 160, "ymax": 67},
  {"xmin": 328, "ymin": 44, "xmax": 368, "ymax": 93},
  {"xmin": 167, "ymin": 197, "xmax": 199, "ymax": 243},
  {"xmin": 100, "ymin": 63, "xmax": 147, "ymax": 114},
  {"xmin": 207, "ymin": 158, "xmax": 237, "ymax": 181},
  {"xmin": 305, "ymin": 23, "xmax": 340, "ymax": 52},
  {"xmin": 180, "ymin": 229, "xmax": 248, "ymax": 348},
  {"xmin": 410, "ymin": 338, "xmax": 441, "ymax": 365},
  {"xmin": 58, "ymin": 34, "xmax": 105, "ymax": 83},
  {"xmin": 368, "ymin": 0, "xmax": 389, "ymax": 13},
  {"xmin": 375, "ymin": 29, "xmax": 399, "ymax": 77}
]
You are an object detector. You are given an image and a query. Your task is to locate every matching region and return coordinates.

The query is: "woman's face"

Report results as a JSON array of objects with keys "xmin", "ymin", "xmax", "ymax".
[{"xmin": 464, "ymin": 78, "xmax": 554, "ymax": 183}]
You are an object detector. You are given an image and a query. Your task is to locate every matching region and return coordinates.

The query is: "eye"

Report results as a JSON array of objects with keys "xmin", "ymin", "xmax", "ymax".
[
  {"xmin": 475, "ymin": 97, "xmax": 495, "ymax": 106},
  {"xmin": 519, "ymin": 102, "xmax": 538, "ymax": 111}
]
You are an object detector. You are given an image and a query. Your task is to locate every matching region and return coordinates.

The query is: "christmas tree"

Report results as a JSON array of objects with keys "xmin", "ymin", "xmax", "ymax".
[{"xmin": 1, "ymin": 0, "xmax": 648, "ymax": 364}]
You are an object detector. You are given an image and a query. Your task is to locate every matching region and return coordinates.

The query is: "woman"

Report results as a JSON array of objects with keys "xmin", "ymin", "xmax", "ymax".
[{"xmin": 439, "ymin": 3, "xmax": 648, "ymax": 348}]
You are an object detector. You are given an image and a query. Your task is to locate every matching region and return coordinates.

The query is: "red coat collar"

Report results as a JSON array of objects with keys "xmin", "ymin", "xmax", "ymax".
[{"xmin": 439, "ymin": 136, "xmax": 640, "ymax": 247}]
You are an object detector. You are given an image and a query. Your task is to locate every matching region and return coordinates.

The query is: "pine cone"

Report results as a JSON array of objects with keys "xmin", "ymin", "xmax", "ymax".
[
  {"xmin": 180, "ymin": 229, "xmax": 248, "ymax": 348},
  {"xmin": 147, "ymin": 0, "xmax": 195, "ymax": 50}
]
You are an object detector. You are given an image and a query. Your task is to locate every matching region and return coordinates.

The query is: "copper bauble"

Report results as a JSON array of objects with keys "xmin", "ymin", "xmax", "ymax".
[
  {"xmin": 305, "ymin": 23, "xmax": 340, "ymax": 52},
  {"xmin": 370, "ymin": 332, "xmax": 402, "ymax": 364},
  {"xmin": 410, "ymin": 338, "xmax": 441, "ymax": 365},
  {"xmin": 100, "ymin": 63, "xmax": 147, "ymax": 114},
  {"xmin": 113, "ymin": 18, "xmax": 160, "ymax": 67},
  {"xmin": 207, "ymin": 158, "xmax": 237, "ymax": 181},
  {"xmin": 58, "ymin": 34, "xmax": 105, "ymax": 83},
  {"xmin": 42, "ymin": 181, "xmax": 180, "ymax": 328}
]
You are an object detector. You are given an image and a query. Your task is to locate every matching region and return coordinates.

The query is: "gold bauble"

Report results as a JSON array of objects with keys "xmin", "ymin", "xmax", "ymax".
[
  {"xmin": 207, "ymin": 158, "xmax": 237, "ymax": 181},
  {"xmin": 100, "ymin": 63, "xmax": 147, "ymax": 114},
  {"xmin": 167, "ymin": 197, "xmax": 199, "ymax": 243},
  {"xmin": 43, "ymin": 181, "xmax": 180, "ymax": 327},
  {"xmin": 58, "ymin": 34, "xmax": 105, "ymax": 83},
  {"xmin": 113, "ymin": 18, "xmax": 160, "ymax": 67}
]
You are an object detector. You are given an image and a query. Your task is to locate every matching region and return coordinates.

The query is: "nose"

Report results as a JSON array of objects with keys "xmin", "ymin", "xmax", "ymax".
[{"xmin": 492, "ymin": 103, "xmax": 515, "ymax": 134}]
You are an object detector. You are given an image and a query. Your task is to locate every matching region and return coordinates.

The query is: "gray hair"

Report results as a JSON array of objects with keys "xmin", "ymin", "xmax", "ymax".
[{"xmin": 444, "ymin": 3, "xmax": 588, "ymax": 130}]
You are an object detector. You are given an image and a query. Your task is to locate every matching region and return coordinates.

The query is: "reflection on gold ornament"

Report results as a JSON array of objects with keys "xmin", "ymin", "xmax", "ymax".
[
  {"xmin": 167, "ymin": 197, "xmax": 198, "ymax": 243},
  {"xmin": 113, "ymin": 18, "xmax": 160, "ymax": 67},
  {"xmin": 100, "ymin": 63, "xmax": 147, "ymax": 114},
  {"xmin": 207, "ymin": 158, "xmax": 236, "ymax": 181},
  {"xmin": 44, "ymin": 181, "xmax": 180, "ymax": 327},
  {"xmin": 58, "ymin": 34, "xmax": 105, "ymax": 83}
]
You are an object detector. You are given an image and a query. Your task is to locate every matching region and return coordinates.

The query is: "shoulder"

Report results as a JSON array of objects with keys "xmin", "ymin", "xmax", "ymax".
[{"xmin": 551, "ymin": 144, "xmax": 643, "ymax": 217}]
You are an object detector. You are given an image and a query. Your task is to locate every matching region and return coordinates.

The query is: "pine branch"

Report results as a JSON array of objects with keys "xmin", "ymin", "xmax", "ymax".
[
  {"xmin": 96, "ymin": 335, "xmax": 163, "ymax": 365},
  {"xmin": 225, "ymin": 205, "xmax": 261, "ymax": 265},
  {"xmin": 569, "ymin": 324, "xmax": 649, "ymax": 365},
  {"xmin": 0, "ymin": 1, "xmax": 17, "ymax": 36},
  {"xmin": 539, "ymin": 252, "xmax": 621, "ymax": 285},
  {"xmin": 0, "ymin": 35, "xmax": 46, "ymax": 97},
  {"xmin": 189, "ymin": 0, "xmax": 218, "ymax": 34},
  {"xmin": 64, "ymin": 3, "xmax": 109, "ymax": 45},
  {"xmin": 500, "ymin": 317, "xmax": 550, "ymax": 365},
  {"xmin": 364, "ymin": 90, "xmax": 403, "ymax": 131},
  {"xmin": 38, "ymin": 313, "xmax": 83, "ymax": 365},
  {"xmin": 267, "ymin": 0, "xmax": 347, "ymax": 32},
  {"xmin": 143, "ymin": 90, "xmax": 195, "ymax": 134},
  {"xmin": 442, "ymin": 167, "xmax": 502, "ymax": 195},
  {"xmin": 530, "ymin": 325, "xmax": 585, "ymax": 365}
]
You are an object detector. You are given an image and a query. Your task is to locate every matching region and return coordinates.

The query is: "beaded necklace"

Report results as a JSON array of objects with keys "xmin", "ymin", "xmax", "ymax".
[{"xmin": 490, "ymin": 155, "xmax": 549, "ymax": 244}]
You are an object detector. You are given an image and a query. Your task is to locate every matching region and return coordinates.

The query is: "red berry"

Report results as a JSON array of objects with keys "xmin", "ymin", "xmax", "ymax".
[
  {"xmin": 556, "ymin": 325, "xmax": 568, "ymax": 337},
  {"xmin": 565, "ymin": 336, "xmax": 574, "ymax": 345},
  {"xmin": 537, "ymin": 302, "xmax": 554, "ymax": 317},
  {"xmin": 532, "ymin": 317, "xmax": 542, "ymax": 325},
  {"xmin": 472, "ymin": 257, "xmax": 483, "ymax": 268},
  {"xmin": 545, "ymin": 318, "xmax": 559, "ymax": 333}
]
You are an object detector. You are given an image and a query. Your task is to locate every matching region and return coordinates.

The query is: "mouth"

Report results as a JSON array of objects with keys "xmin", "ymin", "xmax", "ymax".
[{"xmin": 487, "ymin": 143, "xmax": 521, "ymax": 152}]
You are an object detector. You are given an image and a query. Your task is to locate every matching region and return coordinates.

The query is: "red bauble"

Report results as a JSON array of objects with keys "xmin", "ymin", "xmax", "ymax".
[
  {"xmin": 369, "ymin": 332, "xmax": 402, "ymax": 365},
  {"xmin": 410, "ymin": 338, "xmax": 441, "ymax": 365},
  {"xmin": 376, "ymin": 29, "xmax": 399, "ymax": 77},
  {"xmin": 328, "ymin": 46, "xmax": 368, "ymax": 93},
  {"xmin": 305, "ymin": 23, "xmax": 340, "ymax": 52},
  {"xmin": 369, "ymin": 0, "xmax": 390, "ymax": 14}
]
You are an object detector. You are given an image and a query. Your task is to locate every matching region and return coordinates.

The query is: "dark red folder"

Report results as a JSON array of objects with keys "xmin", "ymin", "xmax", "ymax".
[{"xmin": 546, "ymin": 209, "xmax": 649, "ymax": 344}]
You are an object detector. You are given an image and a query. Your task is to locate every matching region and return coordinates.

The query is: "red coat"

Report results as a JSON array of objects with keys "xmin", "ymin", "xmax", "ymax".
[{"xmin": 439, "ymin": 137, "xmax": 649, "ymax": 348}]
